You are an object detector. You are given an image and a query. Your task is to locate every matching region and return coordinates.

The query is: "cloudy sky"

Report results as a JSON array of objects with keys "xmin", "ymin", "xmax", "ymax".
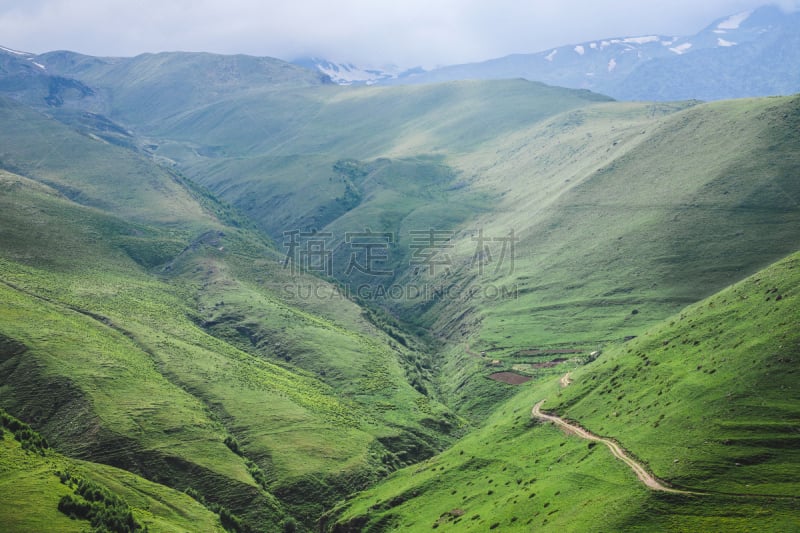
[{"xmin": 1, "ymin": 0, "xmax": 797, "ymax": 67}]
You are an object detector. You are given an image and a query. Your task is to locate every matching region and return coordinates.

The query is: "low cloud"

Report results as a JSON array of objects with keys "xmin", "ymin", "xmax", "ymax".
[{"xmin": 0, "ymin": 0, "xmax": 790, "ymax": 67}]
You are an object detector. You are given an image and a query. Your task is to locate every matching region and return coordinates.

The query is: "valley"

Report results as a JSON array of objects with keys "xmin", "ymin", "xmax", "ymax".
[{"xmin": 0, "ymin": 35, "xmax": 798, "ymax": 532}]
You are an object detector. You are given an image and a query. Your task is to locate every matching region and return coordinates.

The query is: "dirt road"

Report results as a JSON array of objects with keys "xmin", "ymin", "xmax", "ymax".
[{"xmin": 531, "ymin": 400, "xmax": 691, "ymax": 493}]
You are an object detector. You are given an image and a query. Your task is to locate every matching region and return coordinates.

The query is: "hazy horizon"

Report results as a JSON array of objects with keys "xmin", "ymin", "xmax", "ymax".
[{"xmin": 2, "ymin": 1, "xmax": 799, "ymax": 68}]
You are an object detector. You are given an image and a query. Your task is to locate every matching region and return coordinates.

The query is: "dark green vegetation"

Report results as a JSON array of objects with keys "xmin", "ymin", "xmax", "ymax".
[
  {"xmin": 0, "ymin": 47, "xmax": 798, "ymax": 531},
  {"xmin": 0, "ymin": 402, "xmax": 49, "ymax": 454},
  {"xmin": 57, "ymin": 470, "xmax": 142, "ymax": 533}
]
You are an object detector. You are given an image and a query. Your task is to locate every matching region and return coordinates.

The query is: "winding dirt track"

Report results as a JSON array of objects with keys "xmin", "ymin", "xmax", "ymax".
[
  {"xmin": 559, "ymin": 372, "xmax": 572, "ymax": 388},
  {"xmin": 531, "ymin": 399, "xmax": 692, "ymax": 494}
]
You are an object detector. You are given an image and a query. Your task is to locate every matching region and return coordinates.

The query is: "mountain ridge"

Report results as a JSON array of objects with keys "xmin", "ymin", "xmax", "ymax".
[{"xmin": 298, "ymin": 5, "xmax": 800, "ymax": 101}]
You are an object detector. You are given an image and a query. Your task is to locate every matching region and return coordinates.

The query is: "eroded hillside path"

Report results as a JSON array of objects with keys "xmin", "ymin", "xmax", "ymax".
[{"xmin": 532, "ymin": 398, "xmax": 692, "ymax": 494}]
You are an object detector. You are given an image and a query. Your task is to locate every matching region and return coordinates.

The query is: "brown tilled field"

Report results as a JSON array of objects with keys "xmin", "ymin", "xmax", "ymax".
[{"xmin": 488, "ymin": 372, "xmax": 532, "ymax": 385}]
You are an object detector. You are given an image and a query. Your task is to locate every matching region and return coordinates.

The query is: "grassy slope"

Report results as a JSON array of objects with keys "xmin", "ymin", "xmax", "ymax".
[
  {"xmin": 94, "ymin": 65, "xmax": 800, "ymax": 421},
  {"xmin": 0, "ymin": 167, "xmax": 287, "ymax": 528},
  {"xmin": 549, "ymin": 251, "xmax": 800, "ymax": 497},
  {"xmin": 418, "ymin": 95, "xmax": 800, "ymax": 417},
  {"xmin": 329, "ymin": 251, "xmax": 800, "ymax": 532},
  {"xmin": 0, "ymin": 426, "xmax": 224, "ymax": 532},
  {"xmin": 133, "ymin": 79, "xmax": 612, "ymax": 238},
  {"xmin": 0, "ymin": 97, "xmax": 460, "ymax": 530},
  {"xmin": 36, "ymin": 50, "xmax": 329, "ymax": 127},
  {"xmin": 0, "ymin": 97, "xmax": 212, "ymax": 227}
]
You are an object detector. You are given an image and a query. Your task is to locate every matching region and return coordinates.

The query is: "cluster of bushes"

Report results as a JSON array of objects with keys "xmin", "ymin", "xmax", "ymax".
[
  {"xmin": 245, "ymin": 458, "xmax": 270, "ymax": 491},
  {"xmin": 360, "ymin": 307, "xmax": 410, "ymax": 348},
  {"xmin": 224, "ymin": 435, "xmax": 270, "ymax": 491},
  {"xmin": 0, "ymin": 408, "xmax": 49, "ymax": 455},
  {"xmin": 223, "ymin": 435, "xmax": 242, "ymax": 455},
  {"xmin": 56, "ymin": 470, "xmax": 142, "ymax": 532},
  {"xmin": 332, "ymin": 159, "xmax": 366, "ymax": 211}
]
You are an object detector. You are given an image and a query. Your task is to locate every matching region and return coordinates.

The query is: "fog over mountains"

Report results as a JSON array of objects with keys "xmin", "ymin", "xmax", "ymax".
[{"xmin": 296, "ymin": 5, "xmax": 800, "ymax": 101}]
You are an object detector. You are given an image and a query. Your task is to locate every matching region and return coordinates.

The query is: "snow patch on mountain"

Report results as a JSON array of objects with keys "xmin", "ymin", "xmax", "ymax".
[
  {"xmin": 574, "ymin": 45, "xmax": 585, "ymax": 56},
  {"xmin": 717, "ymin": 38, "xmax": 737, "ymax": 47},
  {"xmin": 545, "ymin": 49, "xmax": 558, "ymax": 62},
  {"xmin": 718, "ymin": 11, "xmax": 752, "ymax": 30},
  {"xmin": 623, "ymin": 36, "xmax": 660, "ymax": 44},
  {"xmin": 670, "ymin": 42, "xmax": 693, "ymax": 54},
  {"xmin": 25, "ymin": 57, "xmax": 46, "ymax": 70},
  {"xmin": 0, "ymin": 45, "xmax": 31, "ymax": 56},
  {"xmin": 608, "ymin": 58, "xmax": 617, "ymax": 72},
  {"xmin": 316, "ymin": 62, "xmax": 379, "ymax": 84},
  {"xmin": 292, "ymin": 57, "xmax": 418, "ymax": 85}
]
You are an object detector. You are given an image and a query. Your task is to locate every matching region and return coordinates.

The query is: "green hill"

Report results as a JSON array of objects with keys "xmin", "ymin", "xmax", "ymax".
[
  {"xmin": 328, "ymin": 250, "xmax": 800, "ymax": 532},
  {"xmin": 422, "ymin": 95, "xmax": 800, "ymax": 417},
  {"xmin": 36, "ymin": 50, "xmax": 330, "ymax": 126},
  {"xmin": 0, "ymin": 407, "xmax": 225, "ymax": 532},
  {"xmin": 0, "ymin": 95, "xmax": 460, "ymax": 530}
]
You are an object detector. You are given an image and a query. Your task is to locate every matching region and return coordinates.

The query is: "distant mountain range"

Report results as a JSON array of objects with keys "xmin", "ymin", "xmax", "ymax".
[
  {"xmin": 3, "ymin": 5, "xmax": 797, "ymax": 102},
  {"xmin": 295, "ymin": 5, "xmax": 800, "ymax": 101}
]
